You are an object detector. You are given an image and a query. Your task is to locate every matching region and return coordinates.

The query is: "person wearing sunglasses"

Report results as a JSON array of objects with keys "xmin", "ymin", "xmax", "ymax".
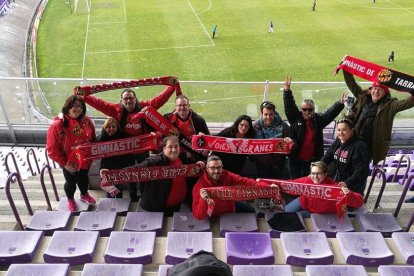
[
  {"xmin": 283, "ymin": 76, "xmax": 345, "ymax": 178},
  {"xmin": 284, "ymin": 161, "xmax": 363, "ymax": 215},
  {"xmin": 321, "ymin": 119, "xmax": 370, "ymax": 196}
]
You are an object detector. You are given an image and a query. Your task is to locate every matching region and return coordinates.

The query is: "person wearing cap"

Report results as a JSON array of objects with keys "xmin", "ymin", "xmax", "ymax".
[
  {"xmin": 337, "ymin": 69, "xmax": 414, "ymax": 165},
  {"xmin": 253, "ymin": 100, "xmax": 292, "ymax": 179},
  {"xmin": 283, "ymin": 76, "xmax": 345, "ymax": 178}
]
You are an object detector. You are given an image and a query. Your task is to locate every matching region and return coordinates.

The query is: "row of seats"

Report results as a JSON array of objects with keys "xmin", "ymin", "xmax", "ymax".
[
  {"xmin": 5, "ymin": 263, "xmax": 414, "ymax": 276},
  {"xmin": 1, "ymin": 230, "xmax": 414, "ymax": 269}
]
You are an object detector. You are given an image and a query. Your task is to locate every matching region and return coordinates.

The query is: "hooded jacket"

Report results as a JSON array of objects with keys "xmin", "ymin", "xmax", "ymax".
[{"xmin": 321, "ymin": 135, "xmax": 369, "ymax": 195}]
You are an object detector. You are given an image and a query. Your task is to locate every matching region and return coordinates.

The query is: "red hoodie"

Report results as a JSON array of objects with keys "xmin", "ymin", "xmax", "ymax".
[
  {"xmin": 296, "ymin": 176, "xmax": 364, "ymax": 213},
  {"xmin": 192, "ymin": 170, "xmax": 262, "ymax": 220}
]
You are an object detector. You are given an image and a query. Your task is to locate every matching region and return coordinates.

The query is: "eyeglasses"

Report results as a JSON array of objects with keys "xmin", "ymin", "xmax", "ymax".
[
  {"xmin": 208, "ymin": 166, "xmax": 223, "ymax": 171},
  {"xmin": 302, "ymin": 108, "xmax": 314, "ymax": 112},
  {"xmin": 122, "ymin": 97, "xmax": 135, "ymax": 101},
  {"xmin": 310, "ymin": 172, "xmax": 324, "ymax": 176}
]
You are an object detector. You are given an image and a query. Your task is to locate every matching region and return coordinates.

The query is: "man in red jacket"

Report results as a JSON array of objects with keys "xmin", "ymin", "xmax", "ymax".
[{"xmin": 192, "ymin": 155, "xmax": 265, "ymax": 220}]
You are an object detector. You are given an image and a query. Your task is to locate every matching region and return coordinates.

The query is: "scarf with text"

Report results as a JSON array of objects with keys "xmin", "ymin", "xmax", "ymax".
[
  {"xmin": 73, "ymin": 76, "xmax": 181, "ymax": 96},
  {"xmin": 133, "ymin": 106, "xmax": 206, "ymax": 160},
  {"xmin": 192, "ymin": 134, "xmax": 293, "ymax": 154},
  {"xmin": 336, "ymin": 55, "xmax": 414, "ymax": 95},
  {"xmin": 259, "ymin": 178, "xmax": 347, "ymax": 218},
  {"xmin": 203, "ymin": 186, "xmax": 282, "ymax": 216},
  {"xmin": 68, "ymin": 133, "xmax": 159, "ymax": 169},
  {"xmin": 100, "ymin": 163, "xmax": 203, "ymax": 196}
]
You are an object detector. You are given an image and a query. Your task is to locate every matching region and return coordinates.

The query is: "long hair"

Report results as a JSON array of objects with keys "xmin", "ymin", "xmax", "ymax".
[
  {"xmin": 61, "ymin": 95, "xmax": 86, "ymax": 128},
  {"xmin": 101, "ymin": 117, "xmax": 121, "ymax": 135},
  {"xmin": 227, "ymin": 115, "xmax": 255, "ymax": 138}
]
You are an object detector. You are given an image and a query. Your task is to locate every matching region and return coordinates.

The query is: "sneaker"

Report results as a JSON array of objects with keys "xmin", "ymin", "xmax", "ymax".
[
  {"xmin": 80, "ymin": 192, "xmax": 96, "ymax": 205},
  {"xmin": 405, "ymin": 196, "xmax": 414, "ymax": 203},
  {"xmin": 67, "ymin": 199, "xmax": 77, "ymax": 212}
]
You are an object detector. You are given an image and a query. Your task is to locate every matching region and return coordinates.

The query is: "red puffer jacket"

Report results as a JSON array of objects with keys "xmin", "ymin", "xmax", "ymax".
[{"xmin": 46, "ymin": 114, "xmax": 96, "ymax": 169}]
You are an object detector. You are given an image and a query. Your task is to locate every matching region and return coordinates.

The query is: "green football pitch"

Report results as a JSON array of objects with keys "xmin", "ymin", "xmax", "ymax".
[{"xmin": 36, "ymin": 0, "xmax": 414, "ymax": 120}]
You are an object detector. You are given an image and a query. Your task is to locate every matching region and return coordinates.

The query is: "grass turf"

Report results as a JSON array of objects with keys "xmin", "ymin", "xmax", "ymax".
[{"xmin": 35, "ymin": 0, "xmax": 414, "ymax": 120}]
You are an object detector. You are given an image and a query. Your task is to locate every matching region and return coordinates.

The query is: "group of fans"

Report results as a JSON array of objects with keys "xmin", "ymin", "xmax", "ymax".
[{"xmin": 46, "ymin": 64, "xmax": 414, "ymax": 218}]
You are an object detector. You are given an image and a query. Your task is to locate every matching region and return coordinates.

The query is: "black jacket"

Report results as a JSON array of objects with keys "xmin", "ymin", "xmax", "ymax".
[
  {"xmin": 136, "ymin": 152, "xmax": 197, "ymax": 212},
  {"xmin": 321, "ymin": 135, "xmax": 369, "ymax": 195},
  {"xmin": 284, "ymin": 89, "xmax": 344, "ymax": 160},
  {"xmin": 98, "ymin": 131, "xmax": 132, "ymax": 170}
]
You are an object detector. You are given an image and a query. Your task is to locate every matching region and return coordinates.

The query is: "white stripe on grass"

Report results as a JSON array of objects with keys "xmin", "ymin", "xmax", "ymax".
[
  {"xmin": 186, "ymin": 0, "xmax": 215, "ymax": 46},
  {"xmin": 197, "ymin": 0, "xmax": 212, "ymax": 16},
  {"xmin": 81, "ymin": 9, "xmax": 91, "ymax": 78},
  {"xmin": 86, "ymin": 44, "xmax": 214, "ymax": 55}
]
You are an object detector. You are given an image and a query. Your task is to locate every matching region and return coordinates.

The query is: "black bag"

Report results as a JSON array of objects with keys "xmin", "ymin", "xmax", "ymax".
[
  {"xmin": 267, "ymin": 212, "xmax": 305, "ymax": 232},
  {"xmin": 167, "ymin": 250, "xmax": 232, "ymax": 276}
]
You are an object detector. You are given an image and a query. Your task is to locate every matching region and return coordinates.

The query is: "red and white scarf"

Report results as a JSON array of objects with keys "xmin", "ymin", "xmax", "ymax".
[
  {"xmin": 100, "ymin": 163, "xmax": 203, "ymax": 196},
  {"xmin": 68, "ymin": 133, "xmax": 159, "ymax": 169},
  {"xmin": 73, "ymin": 76, "xmax": 181, "ymax": 96},
  {"xmin": 336, "ymin": 55, "xmax": 414, "ymax": 95},
  {"xmin": 259, "ymin": 178, "xmax": 347, "ymax": 218},
  {"xmin": 192, "ymin": 134, "xmax": 293, "ymax": 154}
]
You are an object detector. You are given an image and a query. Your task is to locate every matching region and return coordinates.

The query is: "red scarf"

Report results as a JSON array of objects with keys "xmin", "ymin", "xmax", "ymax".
[
  {"xmin": 203, "ymin": 186, "xmax": 282, "ymax": 217},
  {"xmin": 73, "ymin": 76, "xmax": 181, "ymax": 96},
  {"xmin": 336, "ymin": 55, "xmax": 414, "ymax": 95},
  {"xmin": 192, "ymin": 134, "xmax": 293, "ymax": 154},
  {"xmin": 100, "ymin": 163, "xmax": 203, "ymax": 186},
  {"xmin": 259, "ymin": 178, "xmax": 347, "ymax": 218},
  {"xmin": 68, "ymin": 133, "xmax": 159, "ymax": 169}
]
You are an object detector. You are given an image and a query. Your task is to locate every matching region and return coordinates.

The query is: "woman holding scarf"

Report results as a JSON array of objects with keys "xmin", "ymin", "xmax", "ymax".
[{"xmin": 46, "ymin": 95, "xmax": 96, "ymax": 212}]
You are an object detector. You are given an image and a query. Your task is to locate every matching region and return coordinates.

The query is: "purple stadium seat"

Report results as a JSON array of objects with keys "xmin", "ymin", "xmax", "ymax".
[
  {"xmin": 81, "ymin": 263, "xmax": 143, "ymax": 276},
  {"xmin": 378, "ymin": 265, "xmax": 414, "ymax": 276},
  {"xmin": 391, "ymin": 232, "xmax": 414, "ymax": 264},
  {"xmin": 264, "ymin": 212, "xmax": 306, "ymax": 238},
  {"xmin": 336, "ymin": 232, "xmax": 394, "ymax": 266},
  {"xmin": 43, "ymin": 231, "xmax": 99, "ymax": 265},
  {"xmin": 123, "ymin": 211, "xmax": 164, "ymax": 236},
  {"xmin": 219, "ymin": 213, "xmax": 258, "ymax": 237},
  {"xmin": 165, "ymin": 232, "xmax": 213, "ymax": 265},
  {"xmin": 56, "ymin": 197, "xmax": 90, "ymax": 214},
  {"xmin": 280, "ymin": 232, "xmax": 334, "ymax": 266},
  {"xmin": 0, "ymin": 231, "xmax": 43, "ymax": 265},
  {"xmin": 6, "ymin": 263, "xmax": 70, "ymax": 276},
  {"xmin": 232, "ymin": 265, "xmax": 293, "ymax": 276},
  {"xmin": 74, "ymin": 211, "xmax": 117, "ymax": 237},
  {"xmin": 225, "ymin": 232, "xmax": 274, "ymax": 265},
  {"xmin": 26, "ymin": 211, "xmax": 71, "ymax": 236},
  {"xmin": 306, "ymin": 265, "xmax": 367, "ymax": 276},
  {"xmin": 310, "ymin": 213, "xmax": 354, "ymax": 238},
  {"xmin": 356, "ymin": 213, "xmax": 402, "ymax": 238},
  {"xmin": 6, "ymin": 264, "xmax": 70, "ymax": 276},
  {"xmin": 172, "ymin": 212, "xmax": 210, "ymax": 232},
  {"xmin": 104, "ymin": 231, "xmax": 156, "ymax": 264},
  {"xmin": 157, "ymin": 265, "xmax": 173, "ymax": 276},
  {"xmin": 96, "ymin": 198, "xmax": 131, "ymax": 216}
]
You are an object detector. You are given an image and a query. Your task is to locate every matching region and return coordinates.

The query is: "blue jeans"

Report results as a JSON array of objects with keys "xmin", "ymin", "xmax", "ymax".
[{"xmin": 284, "ymin": 198, "xmax": 310, "ymax": 218}]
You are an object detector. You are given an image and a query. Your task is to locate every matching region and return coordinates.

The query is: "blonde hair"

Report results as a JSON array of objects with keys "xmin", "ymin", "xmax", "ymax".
[
  {"xmin": 102, "ymin": 117, "xmax": 120, "ymax": 132},
  {"xmin": 310, "ymin": 161, "xmax": 328, "ymax": 174}
]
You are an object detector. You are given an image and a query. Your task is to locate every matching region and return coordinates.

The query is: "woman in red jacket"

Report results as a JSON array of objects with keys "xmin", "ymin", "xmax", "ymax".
[
  {"xmin": 284, "ymin": 161, "xmax": 363, "ymax": 215},
  {"xmin": 46, "ymin": 95, "xmax": 96, "ymax": 212}
]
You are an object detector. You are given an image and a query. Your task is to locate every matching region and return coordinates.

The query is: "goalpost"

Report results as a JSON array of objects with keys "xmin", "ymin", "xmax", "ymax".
[{"xmin": 72, "ymin": 0, "xmax": 91, "ymax": 14}]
